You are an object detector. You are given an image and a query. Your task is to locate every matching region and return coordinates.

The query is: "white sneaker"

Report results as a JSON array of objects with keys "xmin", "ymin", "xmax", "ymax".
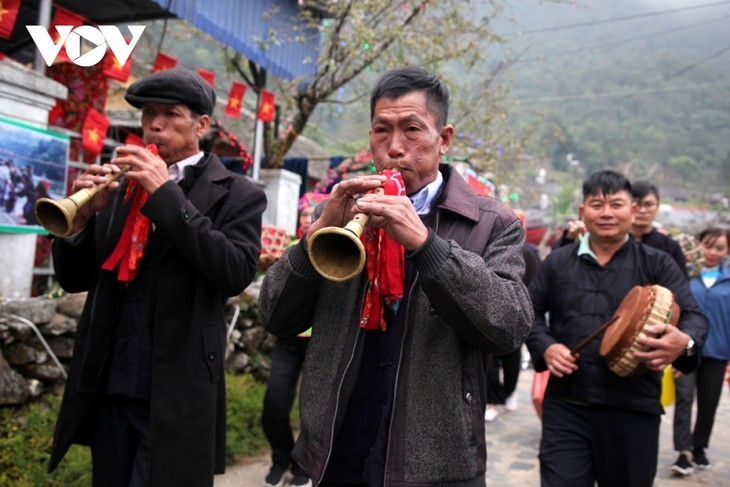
[
  {"xmin": 505, "ymin": 394, "xmax": 518, "ymax": 412},
  {"xmin": 484, "ymin": 406, "xmax": 499, "ymax": 422}
]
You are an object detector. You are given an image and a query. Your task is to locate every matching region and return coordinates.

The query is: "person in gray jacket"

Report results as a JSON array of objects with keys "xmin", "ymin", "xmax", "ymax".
[{"xmin": 258, "ymin": 67, "xmax": 533, "ymax": 487}]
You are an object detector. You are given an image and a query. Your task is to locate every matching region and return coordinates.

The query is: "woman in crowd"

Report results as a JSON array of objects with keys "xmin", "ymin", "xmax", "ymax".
[{"xmin": 671, "ymin": 226, "xmax": 730, "ymax": 476}]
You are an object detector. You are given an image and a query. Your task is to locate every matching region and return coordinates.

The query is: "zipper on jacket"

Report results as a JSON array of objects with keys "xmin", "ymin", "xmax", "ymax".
[
  {"xmin": 383, "ymin": 210, "xmax": 441, "ymax": 486},
  {"xmin": 315, "ymin": 282, "xmax": 368, "ymax": 486}
]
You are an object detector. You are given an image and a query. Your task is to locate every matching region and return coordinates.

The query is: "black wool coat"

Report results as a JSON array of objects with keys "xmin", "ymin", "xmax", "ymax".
[{"xmin": 48, "ymin": 153, "xmax": 266, "ymax": 486}]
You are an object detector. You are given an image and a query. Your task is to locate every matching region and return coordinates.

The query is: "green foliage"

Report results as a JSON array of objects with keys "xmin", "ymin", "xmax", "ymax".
[
  {"xmin": 0, "ymin": 373, "xmax": 275, "ymax": 483},
  {"xmin": 668, "ymin": 156, "xmax": 701, "ymax": 182},
  {"xmin": 224, "ymin": 373, "xmax": 269, "ymax": 465},
  {"xmin": 0, "ymin": 395, "xmax": 91, "ymax": 486}
]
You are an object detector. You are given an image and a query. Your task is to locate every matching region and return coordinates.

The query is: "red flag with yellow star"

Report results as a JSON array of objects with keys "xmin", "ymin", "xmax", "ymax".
[
  {"xmin": 198, "ymin": 69, "xmax": 215, "ymax": 87},
  {"xmin": 0, "ymin": 0, "xmax": 21, "ymax": 39},
  {"xmin": 82, "ymin": 108, "xmax": 109, "ymax": 157},
  {"xmin": 152, "ymin": 52, "xmax": 177, "ymax": 73},
  {"xmin": 49, "ymin": 6, "xmax": 87, "ymax": 64},
  {"xmin": 225, "ymin": 82, "xmax": 247, "ymax": 118},
  {"xmin": 257, "ymin": 90, "xmax": 275, "ymax": 122},
  {"xmin": 102, "ymin": 48, "xmax": 132, "ymax": 82}
]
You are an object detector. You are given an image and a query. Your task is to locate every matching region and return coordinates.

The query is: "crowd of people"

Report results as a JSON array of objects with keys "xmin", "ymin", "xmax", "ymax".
[{"xmin": 41, "ymin": 66, "xmax": 726, "ymax": 487}]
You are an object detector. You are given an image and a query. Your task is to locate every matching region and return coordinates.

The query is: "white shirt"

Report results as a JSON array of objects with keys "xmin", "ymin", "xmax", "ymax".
[
  {"xmin": 167, "ymin": 152, "xmax": 204, "ymax": 183},
  {"xmin": 409, "ymin": 170, "xmax": 443, "ymax": 215}
]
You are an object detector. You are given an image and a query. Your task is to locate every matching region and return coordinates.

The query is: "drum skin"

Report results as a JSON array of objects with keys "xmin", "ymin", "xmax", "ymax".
[{"xmin": 599, "ymin": 285, "xmax": 681, "ymax": 377}]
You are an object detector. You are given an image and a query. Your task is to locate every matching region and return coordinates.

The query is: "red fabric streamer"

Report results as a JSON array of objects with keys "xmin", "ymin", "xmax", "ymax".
[
  {"xmin": 359, "ymin": 170, "xmax": 406, "ymax": 331},
  {"xmin": 101, "ymin": 144, "xmax": 159, "ymax": 282}
]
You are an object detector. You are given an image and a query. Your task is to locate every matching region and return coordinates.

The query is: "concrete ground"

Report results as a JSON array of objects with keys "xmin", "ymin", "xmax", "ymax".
[{"xmin": 216, "ymin": 367, "xmax": 730, "ymax": 487}]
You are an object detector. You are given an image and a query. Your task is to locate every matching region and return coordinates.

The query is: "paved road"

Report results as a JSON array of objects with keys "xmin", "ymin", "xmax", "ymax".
[{"xmin": 216, "ymin": 367, "xmax": 729, "ymax": 486}]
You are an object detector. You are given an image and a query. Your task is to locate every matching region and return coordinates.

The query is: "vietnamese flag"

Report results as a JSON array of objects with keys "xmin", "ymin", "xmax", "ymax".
[
  {"xmin": 225, "ymin": 82, "xmax": 247, "ymax": 118},
  {"xmin": 198, "ymin": 69, "xmax": 215, "ymax": 87},
  {"xmin": 257, "ymin": 90, "xmax": 275, "ymax": 122},
  {"xmin": 0, "ymin": 0, "xmax": 21, "ymax": 39},
  {"xmin": 103, "ymin": 49, "xmax": 132, "ymax": 82},
  {"xmin": 49, "ymin": 6, "xmax": 87, "ymax": 64},
  {"xmin": 152, "ymin": 52, "xmax": 177, "ymax": 73},
  {"xmin": 124, "ymin": 132, "xmax": 145, "ymax": 147},
  {"xmin": 82, "ymin": 109, "xmax": 110, "ymax": 157}
]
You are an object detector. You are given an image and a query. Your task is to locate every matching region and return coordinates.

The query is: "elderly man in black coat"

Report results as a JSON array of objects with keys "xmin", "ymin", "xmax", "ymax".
[{"xmin": 48, "ymin": 68, "xmax": 266, "ymax": 487}]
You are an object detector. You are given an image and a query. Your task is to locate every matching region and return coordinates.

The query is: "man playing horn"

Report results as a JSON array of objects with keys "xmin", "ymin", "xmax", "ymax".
[
  {"xmin": 259, "ymin": 66, "xmax": 532, "ymax": 486},
  {"xmin": 48, "ymin": 68, "xmax": 266, "ymax": 486},
  {"xmin": 526, "ymin": 169, "xmax": 707, "ymax": 486}
]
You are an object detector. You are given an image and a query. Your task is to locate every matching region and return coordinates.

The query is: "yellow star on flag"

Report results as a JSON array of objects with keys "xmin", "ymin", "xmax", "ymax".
[
  {"xmin": 261, "ymin": 102, "xmax": 273, "ymax": 116},
  {"xmin": 230, "ymin": 97, "xmax": 240, "ymax": 109},
  {"xmin": 87, "ymin": 128, "xmax": 99, "ymax": 144},
  {"xmin": 112, "ymin": 58, "xmax": 124, "ymax": 71}
]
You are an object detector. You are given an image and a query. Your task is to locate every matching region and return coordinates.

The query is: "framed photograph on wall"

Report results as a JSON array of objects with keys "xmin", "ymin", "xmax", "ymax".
[{"xmin": 0, "ymin": 116, "xmax": 69, "ymax": 231}]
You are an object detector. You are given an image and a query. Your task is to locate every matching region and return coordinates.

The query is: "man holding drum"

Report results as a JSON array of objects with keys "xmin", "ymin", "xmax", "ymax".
[
  {"xmin": 47, "ymin": 68, "xmax": 267, "ymax": 486},
  {"xmin": 259, "ymin": 67, "xmax": 533, "ymax": 486},
  {"xmin": 526, "ymin": 169, "xmax": 707, "ymax": 486}
]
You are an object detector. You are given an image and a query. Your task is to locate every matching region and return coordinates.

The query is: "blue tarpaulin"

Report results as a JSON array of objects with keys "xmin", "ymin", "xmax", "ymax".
[{"xmin": 151, "ymin": 0, "xmax": 320, "ymax": 80}]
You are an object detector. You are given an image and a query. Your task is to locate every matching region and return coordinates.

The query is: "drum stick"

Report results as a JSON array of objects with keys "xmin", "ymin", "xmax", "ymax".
[{"xmin": 570, "ymin": 316, "xmax": 620, "ymax": 356}]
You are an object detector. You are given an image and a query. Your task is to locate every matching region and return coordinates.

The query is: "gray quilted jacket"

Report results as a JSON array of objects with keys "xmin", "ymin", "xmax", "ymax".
[{"xmin": 259, "ymin": 164, "xmax": 532, "ymax": 487}]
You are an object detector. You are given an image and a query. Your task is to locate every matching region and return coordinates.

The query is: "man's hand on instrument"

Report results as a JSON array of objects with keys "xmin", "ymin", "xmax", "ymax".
[
  {"xmin": 70, "ymin": 163, "xmax": 123, "ymax": 234},
  {"xmin": 353, "ymin": 194, "xmax": 429, "ymax": 252},
  {"xmin": 544, "ymin": 343, "xmax": 579, "ymax": 378},
  {"xmin": 633, "ymin": 324, "xmax": 691, "ymax": 372},
  {"xmin": 304, "ymin": 176, "xmax": 386, "ymax": 243},
  {"xmin": 113, "ymin": 145, "xmax": 168, "ymax": 195},
  {"xmin": 566, "ymin": 219, "xmax": 586, "ymax": 240}
]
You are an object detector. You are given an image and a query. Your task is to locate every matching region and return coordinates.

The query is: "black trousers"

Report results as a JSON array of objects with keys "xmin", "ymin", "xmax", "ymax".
[
  {"xmin": 262, "ymin": 336, "xmax": 309, "ymax": 473},
  {"xmin": 673, "ymin": 357, "xmax": 727, "ymax": 452},
  {"xmin": 90, "ymin": 395, "xmax": 151, "ymax": 487},
  {"xmin": 486, "ymin": 348, "xmax": 522, "ymax": 405},
  {"xmin": 540, "ymin": 397, "xmax": 660, "ymax": 487}
]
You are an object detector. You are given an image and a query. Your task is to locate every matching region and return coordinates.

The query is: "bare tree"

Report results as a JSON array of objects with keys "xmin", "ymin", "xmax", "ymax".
[{"xmin": 226, "ymin": 0, "xmax": 532, "ymax": 174}]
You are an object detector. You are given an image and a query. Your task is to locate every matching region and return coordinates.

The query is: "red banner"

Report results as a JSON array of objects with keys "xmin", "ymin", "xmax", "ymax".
[
  {"xmin": 152, "ymin": 52, "xmax": 177, "ymax": 73},
  {"xmin": 257, "ymin": 89, "xmax": 275, "ymax": 122},
  {"xmin": 49, "ymin": 6, "xmax": 87, "ymax": 64},
  {"xmin": 81, "ymin": 108, "xmax": 109, "ymax": 157},
  {"xmin": 225, "ymin": 82, "xmax": 247, "ymax": 118},
  {"xmin": 124, "ymin": 132, "xmax": 145, "ymax": 147},
  {"xmin": 102, "ymin": 49, "xmax": 132, "ymax": 82},
  {"xmin": 0, "ymin": 0, "xmax": 21, "ymax": 39},
  {"xmin": 198, "ymin": 68, "xmax": 215, "ymax": 87}
]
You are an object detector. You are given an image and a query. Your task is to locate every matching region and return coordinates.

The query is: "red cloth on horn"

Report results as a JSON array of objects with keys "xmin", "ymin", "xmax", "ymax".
[
  {"xmin": 101, "ymin": 144, "xmax": 159, "ymax": 282},
  {"xmin": 359, "ymin": 170, "xmax": 406, "ymax": 331}
]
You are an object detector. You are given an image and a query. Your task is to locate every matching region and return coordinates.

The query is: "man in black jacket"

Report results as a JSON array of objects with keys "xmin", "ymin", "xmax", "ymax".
[
  {"xmin": 48, "ymin": 68, "xmax": 266, "ymax": 486},
  {"xmin": 526, "ymin": 170, "xmax": 707, "ymax": 487}
]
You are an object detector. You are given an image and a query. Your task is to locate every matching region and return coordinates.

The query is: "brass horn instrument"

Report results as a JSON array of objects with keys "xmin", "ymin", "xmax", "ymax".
[
  {"xmin": 307, "ymin": 187, "xmax": 384, "ymax": 282},
  {"xmin": 34, "ymin": 167, "xmax": 127, "ymax": 237}
]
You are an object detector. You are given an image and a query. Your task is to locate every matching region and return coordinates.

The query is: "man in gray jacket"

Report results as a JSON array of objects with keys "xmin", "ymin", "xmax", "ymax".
[{"xmin": 259, "ymin": 67, "xmax": 532, "ymax": 487}]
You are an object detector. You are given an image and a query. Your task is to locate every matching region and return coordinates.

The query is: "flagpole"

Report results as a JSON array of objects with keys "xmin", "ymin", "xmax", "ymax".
[
  {"xmin": 34, "ymin": 0, "xmax": 53, "ymax": 72},
  {"xmin": 253, "ymin": 117, "xmax": 263, "ymax": 182}
]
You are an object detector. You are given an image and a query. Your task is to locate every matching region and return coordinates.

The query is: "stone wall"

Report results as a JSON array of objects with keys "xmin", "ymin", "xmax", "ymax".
[{"xmin": 0, "ymin": 283, "xmax": 272, "ymax": 406}]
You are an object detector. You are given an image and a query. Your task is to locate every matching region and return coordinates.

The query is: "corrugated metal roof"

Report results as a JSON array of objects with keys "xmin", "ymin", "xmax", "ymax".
[{"xmin": 151, "ymin": 0, "xmax": 320, "ymax": 80}]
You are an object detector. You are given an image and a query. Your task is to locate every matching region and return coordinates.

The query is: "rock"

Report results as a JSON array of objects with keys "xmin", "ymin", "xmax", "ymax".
[
  {"xmin": 0, "ymin": 298, "xmax": 56, "ymax": 324},
  {"xmin": 0, "ymin": 352, "xmax": 30, "ymax": 405},
  {"xmin": 227, "ymin": 351, "xmax": 249, "ymax": 373},
  {"xmin": 54, "ymin": 292, "xmax": 87, "ymax": 320},
  {"xmin": 47, "ymin": 336, "xmax": 75, "ymax": 359},
  {"xmin": 38, "ymin": 313, "xmax": 77, "ymax": 337},
  {"xmin": 22, "ymin": 361, "xmax": 65, "ymax": 381},
  {"xmin": 3, "ymin": 342, "xmax": 38, "ymax": 366},
  {"xmin": 241, "ymin": 327, "xmax": 267, "ymax": 354},
  {"xmin": 26, "ymin": 378, "xmax": 44, "ymax": 397}
]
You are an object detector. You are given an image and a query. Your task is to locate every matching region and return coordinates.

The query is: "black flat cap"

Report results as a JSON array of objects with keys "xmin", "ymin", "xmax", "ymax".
[{"xmin": 125, "ymin": 68, "xmax": 216, "ymax": 116}]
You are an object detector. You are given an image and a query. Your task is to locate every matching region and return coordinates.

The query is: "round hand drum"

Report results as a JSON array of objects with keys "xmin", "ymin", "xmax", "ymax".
[{"xmin": 599, "ymin": 285, "xmax": 681, "ymax": 377}]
